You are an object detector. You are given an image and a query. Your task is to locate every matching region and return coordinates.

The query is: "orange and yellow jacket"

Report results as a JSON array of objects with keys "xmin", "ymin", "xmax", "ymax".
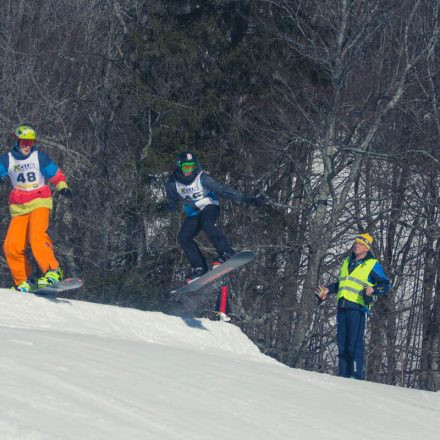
[{"xmin": 0, "ymin": 145, "xmax": 68, "ymax": 217}]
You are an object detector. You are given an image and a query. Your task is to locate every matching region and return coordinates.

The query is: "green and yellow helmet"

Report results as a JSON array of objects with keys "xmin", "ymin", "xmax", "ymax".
[{"xmin": 14, "ymin": 125, "xmax": 36, "ymax": 141}]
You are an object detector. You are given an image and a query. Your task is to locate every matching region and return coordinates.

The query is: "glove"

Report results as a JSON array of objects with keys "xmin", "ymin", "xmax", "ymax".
[
  {"xmin": 245, "ymin": 195, "xmax": 262, "ymax": 207},
  {"xmin": 59, "ymin": 188, "xmax": 73, "ymax": 198},
  {"xmin": 156, "ymin": 200, "xmax": 169, "ymax": 215}
]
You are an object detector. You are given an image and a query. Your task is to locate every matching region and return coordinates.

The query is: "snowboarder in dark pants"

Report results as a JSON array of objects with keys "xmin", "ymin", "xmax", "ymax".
[
  {"xmin": 316, "ymin": 233, "xmax": 391, "ymax": 380},
  {"xmin": 165, "ymin": 151, "xmax": 260, "ymax": 282}
]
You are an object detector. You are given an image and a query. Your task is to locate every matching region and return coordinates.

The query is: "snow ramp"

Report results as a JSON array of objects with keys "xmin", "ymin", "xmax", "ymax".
[{"xmin": 0, "ymin": 289, "xmax": 266, "ymax": 362}]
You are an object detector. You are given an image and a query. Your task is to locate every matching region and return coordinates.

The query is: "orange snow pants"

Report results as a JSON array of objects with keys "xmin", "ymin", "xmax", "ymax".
[{"xmin": 3, "ymin": 208, "xmax": 59, "ymax": 285}]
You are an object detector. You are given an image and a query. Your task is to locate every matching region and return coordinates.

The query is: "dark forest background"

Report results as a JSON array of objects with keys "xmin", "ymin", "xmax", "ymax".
[{"xmin": 0, "ymin": 0, "xmax": 439, "ymax": 391}]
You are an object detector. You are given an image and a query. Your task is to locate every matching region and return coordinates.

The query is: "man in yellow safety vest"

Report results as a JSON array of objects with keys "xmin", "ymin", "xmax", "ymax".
[{"xmin": 316, "ymin": 233, "xmax": 391, "ymax": 380}]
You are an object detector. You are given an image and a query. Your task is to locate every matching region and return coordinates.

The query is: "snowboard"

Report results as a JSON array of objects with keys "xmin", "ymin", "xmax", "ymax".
[
  {"xmin": 172, "ymin": 250, "xmax": 255, "ymax": 295},
  {"xmin": 30, "ymin": 277, "xmax": 83, "ymax": 296}
]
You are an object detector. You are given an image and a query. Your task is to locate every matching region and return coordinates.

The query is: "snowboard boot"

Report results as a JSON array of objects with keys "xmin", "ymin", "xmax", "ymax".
[
  {"xmin": 37, "ymin": 267, "xmax": 64, "ymax": 288},
  {"xmin": 184, "ymin": 266, "xmax": 207, "ymax": 284},
  {"xmin": 13, "ymin": 279, "xmax": 35, "ymax": 293},
  {"xmin": 212, "ymin": 250, "xmax": 235, "ymax": 268}
]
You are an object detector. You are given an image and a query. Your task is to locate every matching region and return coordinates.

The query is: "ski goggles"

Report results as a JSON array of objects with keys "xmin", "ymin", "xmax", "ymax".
[
  {"xmin": 18, "ymin": 139, "xmax": 35, "ymax": 147},
  {"xmin": 180, "ymin": 161, "xmax": 197, "ymax": 172}
]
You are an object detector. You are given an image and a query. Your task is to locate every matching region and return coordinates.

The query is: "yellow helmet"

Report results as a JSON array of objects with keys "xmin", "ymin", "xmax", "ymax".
[{"xmin": 15, "ymin": 125, "xmax": 36, "ymax": 141}]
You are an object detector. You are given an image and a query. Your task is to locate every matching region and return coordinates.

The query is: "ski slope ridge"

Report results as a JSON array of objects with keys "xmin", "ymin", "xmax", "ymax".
[
  {"xmin": 0, "ymin": 288, "xmax": 265, "ymax": 361},
  {"xmin": 0, "ymin": 289, "xmax": 439, "ymax": 440}
]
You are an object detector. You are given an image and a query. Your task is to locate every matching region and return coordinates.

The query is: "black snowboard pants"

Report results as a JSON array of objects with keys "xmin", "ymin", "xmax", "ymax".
[{"xmin": 177, "ymin": 205, "xmax": 234, "ymax": 270}]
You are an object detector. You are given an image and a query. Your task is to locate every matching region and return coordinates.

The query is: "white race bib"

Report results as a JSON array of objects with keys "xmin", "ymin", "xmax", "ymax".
[
  {"xmin": 175, "ymin": 172, "xmax": 219, "ymax": 209},
  {"xmin": 8, "ymin": 151, "xmax": 45, "ymax": 191}
]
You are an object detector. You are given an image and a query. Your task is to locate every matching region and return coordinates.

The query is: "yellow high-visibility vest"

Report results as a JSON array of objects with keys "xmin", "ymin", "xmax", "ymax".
[{"xmin": 337, "ymin": 257, "xmax": 377, "ymax": 306}]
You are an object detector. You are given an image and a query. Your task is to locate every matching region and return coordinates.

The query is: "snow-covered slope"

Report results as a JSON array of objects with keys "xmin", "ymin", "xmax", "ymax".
[{"xmin": 0, "ymin": 289, "xmax": 438, "ymax": 440}]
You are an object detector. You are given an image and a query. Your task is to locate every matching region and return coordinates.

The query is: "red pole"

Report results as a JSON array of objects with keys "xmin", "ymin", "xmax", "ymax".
[{"xmin": 219, "ymin": 285, "xmax": 228, "ymax": 314}]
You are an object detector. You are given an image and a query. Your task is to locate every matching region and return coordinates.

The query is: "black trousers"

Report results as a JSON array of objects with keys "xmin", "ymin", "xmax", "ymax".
[{"xmin": 177, "ymin": 205, "xmax": 233, "ymax": 269}]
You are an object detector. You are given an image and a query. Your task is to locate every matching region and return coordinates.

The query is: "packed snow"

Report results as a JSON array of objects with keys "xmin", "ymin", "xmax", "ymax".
[{"xmin": 0, "ymin": 289, "xmax": 438, "ymax": 440}]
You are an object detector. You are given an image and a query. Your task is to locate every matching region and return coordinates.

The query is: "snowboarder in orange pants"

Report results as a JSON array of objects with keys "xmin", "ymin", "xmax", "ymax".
[{"xmin": 0, "ymin": 125, "xmax": 72, "ymax": 292}]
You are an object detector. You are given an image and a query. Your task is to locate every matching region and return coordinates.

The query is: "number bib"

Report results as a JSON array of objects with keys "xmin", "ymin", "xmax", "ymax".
[
  {"xmin": 175, "ymin": 172, "xmax": 219, "ymax": 209},
  {"xmin": 8, "ymin": 151, "xmax": 45, "ymax": 191}
]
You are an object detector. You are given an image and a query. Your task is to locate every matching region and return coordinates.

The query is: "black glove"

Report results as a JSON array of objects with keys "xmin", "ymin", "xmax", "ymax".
[
  {"xmin": 156, "ymin": 200, "xmax": 169, "ymax": 215},
  {"xmin": 245, "ymin": 195, "xmax": 262, "ymax": 207},
  {"xmin": 59, "ymin": 188, "xmax": 73, "ymax": 198}
]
